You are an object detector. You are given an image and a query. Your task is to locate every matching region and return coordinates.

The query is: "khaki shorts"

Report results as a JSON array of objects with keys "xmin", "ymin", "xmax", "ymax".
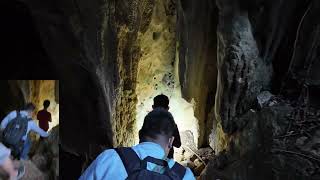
[{"xmin": 0, "ymin": 143, "xmax": 11, "ymax": 166}]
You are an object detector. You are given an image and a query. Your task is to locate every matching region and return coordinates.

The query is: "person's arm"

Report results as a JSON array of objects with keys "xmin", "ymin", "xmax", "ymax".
[
  {"xmin": 173, "ymin": 124, "xmax": 181, "ymax": 148},
  {"xmin": 79, "ymin": 149, "xmax": 127, "ymax": 180},
  {"xmin": 29, "ymin": 121, "xmax": 49, "ymax": 137},
  {"xmin": 0, "ymin": 111, "xmax": 16, "ymax": 130}
]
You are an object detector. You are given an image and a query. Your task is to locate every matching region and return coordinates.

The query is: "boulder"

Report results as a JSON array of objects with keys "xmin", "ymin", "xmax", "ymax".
[
  {"xmin": 19, "ymin": 160, "xmax": 46, "ymax": 180},
  {"xmin": 257, "ymin": 91, "xmax": 274, "ymax": 108}
]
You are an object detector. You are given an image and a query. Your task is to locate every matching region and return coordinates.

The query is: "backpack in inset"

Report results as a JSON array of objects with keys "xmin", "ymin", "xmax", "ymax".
[
  {"xmin": 114, "ymin": 147, "xmax": 186, "ymax": 180},
  {"xmin": 3, "ymin": 110, "xmax": 28, "ymax": 156}
]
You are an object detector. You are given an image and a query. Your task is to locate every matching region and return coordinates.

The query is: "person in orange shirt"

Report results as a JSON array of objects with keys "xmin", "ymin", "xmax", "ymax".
[{"xmin": 36, "ymin": 100, "xmax": 52, "ymax": 132}]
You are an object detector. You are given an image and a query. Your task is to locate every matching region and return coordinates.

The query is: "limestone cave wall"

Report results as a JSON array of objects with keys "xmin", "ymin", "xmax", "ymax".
[
  {"xmin": 20, "ymin": 0, "xmax": 157, "ymax": 158},
  {"xmin": 176, "ymin": 0, "xmax": 218, "ymax": 147}
]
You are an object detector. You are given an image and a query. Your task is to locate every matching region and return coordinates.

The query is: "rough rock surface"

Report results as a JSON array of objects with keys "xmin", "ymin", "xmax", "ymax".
[
  {"xmin": 176, "ymin": 0, "xmax": 218, "ymax": 147},
  {"xmin": 20, "ymin": 160, "xmax": 47, "ymax": 180},
  {"xmin": 29, "ymin": 125, "xmax": 59, "ymax": 179}
]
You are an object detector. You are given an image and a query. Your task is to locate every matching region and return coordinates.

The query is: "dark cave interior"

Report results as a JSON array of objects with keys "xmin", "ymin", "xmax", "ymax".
[
  {"xmin": 0, "ymin": 0, "xmax": 319, "ymax": 179},
  {"xmin": 0, "ymin": 0, "xmax": 56, "ymax": 79}
]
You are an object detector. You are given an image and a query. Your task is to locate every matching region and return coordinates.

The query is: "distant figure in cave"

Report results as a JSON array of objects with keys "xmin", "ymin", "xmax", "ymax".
[
  {"xmin": 1, "ymin": 103, "xmax": 49, "ymax": 160},
  {"xmin": 37, "ymin": 99, "xmax": 52, "ymax": 132},
  {"xmin": 80, "ymin": 109, "xmax": 195, "ymax": 180},
  {"xmin": 140, "ymin": 94, "xmax": 181, "ymax": 159}
]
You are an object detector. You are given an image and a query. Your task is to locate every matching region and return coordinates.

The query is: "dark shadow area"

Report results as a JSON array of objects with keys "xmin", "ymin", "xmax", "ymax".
[
  {"xmin": 0, "ymin": 0, "xmax": 56, "ymax": 79},
  {"xmin": 60, "ymin": 145, "xmax": 86, "ymax": 180},
  {"xmin": 0, "ymin": 80, "xmax": 24, "ymax": 119}
]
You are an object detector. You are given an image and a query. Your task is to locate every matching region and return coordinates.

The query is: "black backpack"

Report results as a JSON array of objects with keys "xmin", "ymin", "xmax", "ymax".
[
  {"xmin": 3, "ymin": 110, "xmax": 28, "ymax": 157},
  {"xmin": 115, "ymin": 147, "xmax": 186, "ymax": 180}
]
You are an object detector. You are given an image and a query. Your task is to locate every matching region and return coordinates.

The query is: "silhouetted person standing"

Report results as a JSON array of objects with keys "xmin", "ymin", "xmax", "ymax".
[
  {"xmin": 140, "ymin": 94, "xmax": 181, "ymax": 159},
  {"xmin": 37, "ymin": 100, "xmax": 52, "ymax": 132}
]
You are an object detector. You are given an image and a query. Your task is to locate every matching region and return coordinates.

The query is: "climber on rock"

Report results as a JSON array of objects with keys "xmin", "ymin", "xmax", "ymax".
[
  {"xmin": 1, "ymin": 103, "xmax": 49, "ymax": 160},
  {"xmin": 140, "ymin": 94, "xmax": 181, "ymax": 159},
  {"xmin": 79, "ymin": 109, "xmax": 195, "ymax": 180},
  {"xmin": 0, "ymin": 143, "xmax": 25, "ymax": 180},
  {"xmin": 37, "ymin": 99, "xmax": 52, "ymax": 132}
]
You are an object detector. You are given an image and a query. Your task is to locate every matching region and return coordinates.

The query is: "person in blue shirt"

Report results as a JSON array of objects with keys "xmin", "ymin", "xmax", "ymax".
[
  {"xmin": 1, "ymin": 103, "xmax": 49, "ymax": 160},
  {"xmin": 79, "ymin": 109, "xmax": 195, "ymax": 180}
]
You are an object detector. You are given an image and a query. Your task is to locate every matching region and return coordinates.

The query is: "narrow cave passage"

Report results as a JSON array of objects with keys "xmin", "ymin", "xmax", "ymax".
[{"xmin": 134, "ymin": 0, "xmax": 199, "ymax": 162}]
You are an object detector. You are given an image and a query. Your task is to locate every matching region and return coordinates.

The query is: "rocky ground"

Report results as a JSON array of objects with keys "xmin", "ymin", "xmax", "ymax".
[
  {"xmin": 174, "ymin": 130, "xmax": 215, "ymax": 177},
  {"xmin": 198, "ymin": 93, "xmax": 320, "ymax": 180},
  {"xmin": 0, "ymin": 125, "xmax": 59, "ymax": 180}
]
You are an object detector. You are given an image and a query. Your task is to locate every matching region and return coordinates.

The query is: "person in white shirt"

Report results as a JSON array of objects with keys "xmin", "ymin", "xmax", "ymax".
[
  {"xmin": 1, "ymin": 103, "xmax": 49, "ymax": 160},
  {"xmin": 79, "ymin": 109, "xmax": 195, "ymax": 180}
]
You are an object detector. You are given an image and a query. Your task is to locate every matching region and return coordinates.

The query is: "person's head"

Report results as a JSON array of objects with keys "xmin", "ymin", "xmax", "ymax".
[
  {"xmin": 23, "ymin": 103, "xmax": 35, "ymax": 116},
  {"xmin": 139, "ymin": 109, "xmax": 176, "ymax": 156},
  {"xmin": 152, "ymin": 94, "xmax": 169, "ymax": 110},
  {"xmin": 43, "ymin": 100, "xmax": 50, "ymax": 109}
]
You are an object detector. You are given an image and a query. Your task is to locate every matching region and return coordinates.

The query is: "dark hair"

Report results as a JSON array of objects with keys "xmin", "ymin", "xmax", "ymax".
[
  {"xmin": 24, "ymin": 103, "xmax": 35, "ymax": 111},
  {"xmin": 153, "ymin": 94, "xmax": 169, "ymax": 109},
  {"xmin": 139, "ymin": 109, "xmax": 176, "ymax": 141},
  {"xmin": 43, "ymin": 100, "xmax": 50, "ymax": 108}
]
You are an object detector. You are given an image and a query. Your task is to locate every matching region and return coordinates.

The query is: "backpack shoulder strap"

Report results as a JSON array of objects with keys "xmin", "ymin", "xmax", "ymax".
[
  {"xmin": 170, "ymin": 162, "xmax": 186, "ymax": 179},
  {"xmin": 114, "ymin": 147, "xmax": 141, "ymax": 175}
]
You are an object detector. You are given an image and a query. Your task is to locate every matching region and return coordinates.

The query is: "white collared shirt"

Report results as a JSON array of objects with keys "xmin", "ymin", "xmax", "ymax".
[{"xmin": 79, "ymin": 142, "xmax": 195, "ymax": 180}]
